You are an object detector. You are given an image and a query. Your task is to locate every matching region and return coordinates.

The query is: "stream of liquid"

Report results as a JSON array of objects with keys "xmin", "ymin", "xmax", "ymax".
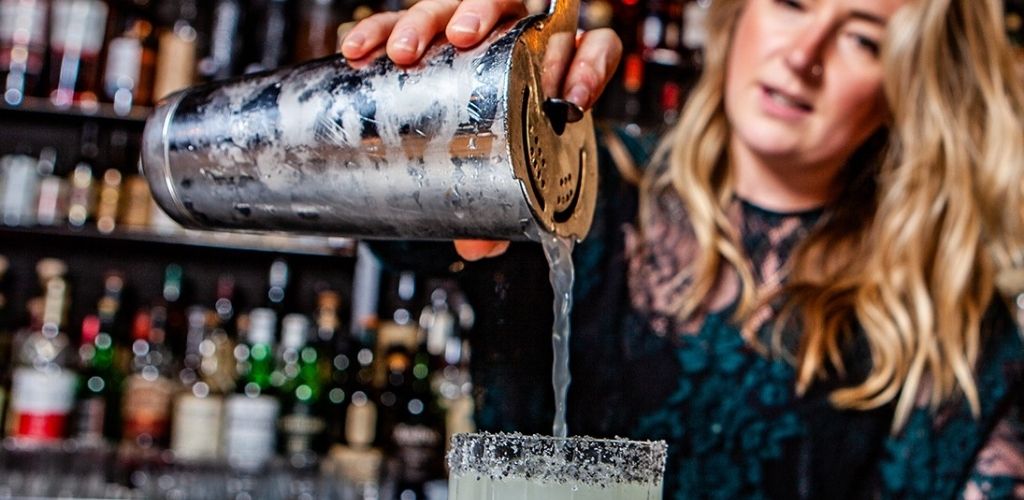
[{"xmin": 537, "ymin": 230, "xmax": 575, "ymax": 439}]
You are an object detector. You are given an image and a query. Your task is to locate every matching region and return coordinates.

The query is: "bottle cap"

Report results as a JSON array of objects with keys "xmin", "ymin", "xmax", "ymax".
[{"xmin": 36, "ymin": 258, "xmax": 68, "ymax": 282}]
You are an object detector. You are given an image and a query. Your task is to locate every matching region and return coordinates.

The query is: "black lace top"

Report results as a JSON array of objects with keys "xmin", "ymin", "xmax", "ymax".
[{"xmin": 369, "ymin": 126, "xmax": 1024, "ymax": 499}]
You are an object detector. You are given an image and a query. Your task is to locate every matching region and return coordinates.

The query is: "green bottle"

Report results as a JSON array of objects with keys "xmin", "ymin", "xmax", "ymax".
[{"xmin": 277, "ymin": 313, "xmax": 326, "ymax": 468}]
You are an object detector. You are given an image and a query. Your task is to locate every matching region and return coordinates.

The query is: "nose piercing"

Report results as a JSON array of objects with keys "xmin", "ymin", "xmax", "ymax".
[{"xmin": 811, "ymin": 64, "xmax": 823, "ymax": 77}]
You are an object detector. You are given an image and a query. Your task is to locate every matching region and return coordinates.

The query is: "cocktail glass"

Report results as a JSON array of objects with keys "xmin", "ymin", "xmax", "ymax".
[{"xmin": 448, "ymin": 432, "xmax": 667, "ymax": 499}]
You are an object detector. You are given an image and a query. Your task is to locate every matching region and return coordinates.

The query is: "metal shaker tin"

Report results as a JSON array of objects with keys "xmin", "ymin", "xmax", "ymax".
[{"xmin": 141, "ymin": 4, "xmax": 596, "ymax": 241}]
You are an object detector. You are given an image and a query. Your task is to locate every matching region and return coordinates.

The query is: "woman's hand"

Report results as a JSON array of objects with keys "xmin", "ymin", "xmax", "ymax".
[
  {"xmin": 340, "ymin": 0, "xmax": 622, "ymax": 111},
  {"xmin": 341, "ymin": 0, "xmax": 621, "ymax": 261}
]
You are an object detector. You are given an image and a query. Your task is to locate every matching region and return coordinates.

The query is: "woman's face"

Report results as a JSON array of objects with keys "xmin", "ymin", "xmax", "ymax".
[{"xmin": 725, "ymin": 0, "xmax": 906, "ymax": 171}]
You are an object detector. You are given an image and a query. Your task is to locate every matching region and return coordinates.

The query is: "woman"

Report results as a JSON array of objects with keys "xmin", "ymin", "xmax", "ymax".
[{"xmin": 344, "ymin": 0, "xmax": 1024, "ymax": 498}]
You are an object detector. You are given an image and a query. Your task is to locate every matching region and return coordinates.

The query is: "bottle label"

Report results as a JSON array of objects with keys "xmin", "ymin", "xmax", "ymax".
[
  {"xmin": 73, "ymin": 395, "xmax": 106, "ymax": 442},
  {"xmin": 281, "ymin": 412, "xmax": 325, "ymax": 454},
  {"xmin": 0, "ymin": 0, "xmax": 47, "ymax": 46},
  {"xmin": 391, "ymin": 422, "xmax": 442, "ymax": 483},
  {"xmin": 122, "ymin": 374, "xmax": 173, "ymax": 444},
  {"xmin": 171, "ymin": 393, "xmax": 223, "ymax": 460},
  {"xmin": 10, "ymin": 368, "xmax": 77, "ymax": 441},
  {"xmin": 223, "ymin": 395, "xmax": 279, "ymax": 469},
  {"xmin": 344, "ymin": 401, "xmax": 377, "ymax": 447},
  {"xmin": 49, "ymin": 0, "xmax": 108, "ymax": 54}
]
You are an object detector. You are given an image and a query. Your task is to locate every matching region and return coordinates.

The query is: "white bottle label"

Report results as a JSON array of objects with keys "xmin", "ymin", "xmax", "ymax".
[
  {"xmin": 171, "ymin": 393, "xmax": 224, "ymax": 461},
  {"xmin": 223, "ymin": 394, "xmax": 279, "ymax": 470},
  {"xmin": 10, "ymin": 367, "xmax": 77, "ymax": 440}
]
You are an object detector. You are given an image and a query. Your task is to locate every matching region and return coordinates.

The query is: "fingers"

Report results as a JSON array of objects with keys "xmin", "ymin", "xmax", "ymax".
[
  {"xmin": 445, "ymin": 0, "xmax": 529, "ymax": 48},
  {"xmin": 454, "ymin": 240, "xmax": 511, "ymax": 261},
  {"xmin": 561, "ymin": 28, "xmax": 623, "ymax": 109},
  {"xmin": 340, "ymin": 11, "xmax": 403, "ymax": 60},
  {"xmin": 341, "ymin": 0, "xmax": 527, "ymax": 65},
  {"xmin": 386, "ymin": 0, "xmax": 462, "ymax": 65}
]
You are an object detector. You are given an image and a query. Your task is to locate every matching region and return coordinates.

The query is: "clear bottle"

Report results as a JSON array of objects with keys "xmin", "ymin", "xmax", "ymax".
[
  {"xmin": 0, "ymin": 0, "xmax": 49, "ymax": 106},
  {"xmin": 103, "ymin": 7, "xmax": 157, "ymax": 114},
  {"xmin": 198, "ymin": 0, "xmax": 243, "ymax": 81},
  {"xmin": 8, "ymin": 258, "xmax": 78, "ymax": 443},
  {"xmin": 1, "ymin": 154, "xmax": 41, "ymax": 227},
  {"xmin": 47, "ymin": 0, "xmax": 110, "ymax": 107},
  {"xmin": 223, "ymin": 307, "xmax": 280, "ymax": 470},
  {"xmin": 266, "ymin": 258, "xmax": 290, "ymax": 317}
]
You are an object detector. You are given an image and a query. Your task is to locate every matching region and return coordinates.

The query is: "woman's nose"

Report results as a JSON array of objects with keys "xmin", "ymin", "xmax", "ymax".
[{"xmin": 784, "ymin": 22, "xmax": 830, "ymax": 79}]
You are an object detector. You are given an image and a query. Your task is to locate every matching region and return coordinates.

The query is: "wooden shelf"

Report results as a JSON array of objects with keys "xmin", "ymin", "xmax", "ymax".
[
  {"xmin": 0, "ymin": 96, "xmax": 152, "ymax": 125},
  {"xmin": 0, "ymin": 224, "xmax": 355, "ymax": 258}
]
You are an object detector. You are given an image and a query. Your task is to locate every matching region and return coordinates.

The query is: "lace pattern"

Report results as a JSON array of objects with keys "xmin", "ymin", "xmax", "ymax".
[{"xmin": 625, "ymin": 188, "xmax": 821, "ymax": 339}]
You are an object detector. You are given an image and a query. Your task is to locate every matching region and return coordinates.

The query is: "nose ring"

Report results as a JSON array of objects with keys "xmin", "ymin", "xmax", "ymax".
[{"xmin": 810, "ymin": 64, "xmax": 823, "ymax": 77}]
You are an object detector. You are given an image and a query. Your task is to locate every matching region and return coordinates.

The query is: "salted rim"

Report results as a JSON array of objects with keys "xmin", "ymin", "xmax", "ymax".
[{"xmin": 446, "ymin": 432, "xmax": 667, "ymax": 485}]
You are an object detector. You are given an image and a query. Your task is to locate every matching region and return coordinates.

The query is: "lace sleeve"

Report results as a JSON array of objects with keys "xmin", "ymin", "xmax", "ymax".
[{"xmin": 961, "ymin": 406, "xmax": 1024, "ymax": 499}]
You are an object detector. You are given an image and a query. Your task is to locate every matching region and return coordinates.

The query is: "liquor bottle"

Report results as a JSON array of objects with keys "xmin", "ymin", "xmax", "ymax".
[
  {"xmin": 375, "ymin": 271, "xmax": 419, "ymax": 387},
  {"xmin": 121, "ymin": 307, "xmax": 176, "ymax": 449},
  {"xmin": 198, "ymin": 0, "xmax": 243, "ymax": 81},
  {"xmin": 66, "ymin": 163, "xmax": 94, "ymax": 227},
  {"xmin": 318, "ymin": 290, "xmax": 350, "ymax": 446},
  {"xmin": 151, "ymin": 0, "xmax": 197, "ymax": 101},
  {"xmin": 71, "ymin": 271, "xmax": 124, "ymax": 445},
  {"xmin": 95, "ymin": 168, "xmax": 122, "ymax": 234},
  {"xmin": 243, "ymin": 0, "xmax": 292, "ymax": 74},
  {"xmin": 0, "ymin": 0, "xmax": 48, "ymax": 106},
  {"xmin": 8, "ymin": 259, "xmax": 78, "ymax": 443},
  {"xmin": 159, "ymin": 263, "xmax": 188, "ymax": 360},
  {"xmin": 170, "ymin": 306, "xmax": 224, "ymax": 462},
  {"xmin": 202, "ymin": 274, "xmax": 238, "ymax": 394},
  {"xmin": 48, "ymin": 0, "xmax": 109, "ymax": 107},
  {"xmin": 103, "ymin": 8, "xmax": 156, "ymax": 114},
  {"xmin": 119, "ymin": 175, "xmax": 151, "ymax": 229},
  {"xmin": 641, "ymin": 0, "xmax": 683, "ymax": 67},
  {"xmin": 223, "ymin": 307, "xmax": 280, "ymax": 470},
  {"xmin": 293, "ymin": 0, "xmax": 338, "ymax": 62},
  {"xmin": 266, "ymin": 258, "xmax": 289, "ymax": 316},
  {"xmin": 1, "ymin": 154, "xmax": 40, "ymax": 226},
  {"xmin": 384, "ymin": 337, "xmax": 445, "ymax": 499},
  {"xmin": 35, "ymin": 148, "xmax": 68, "ymax": 227},
  {"xmin": 277, "ymin": 313, "xmax": 326, "ymax": 469},
  {"xmin": 681, "ymin": 0, "xmax": 709, "ymax": 70},
  {"xmin": 0, "ymin": 255, "xmax": 11, "ymax": 434}
]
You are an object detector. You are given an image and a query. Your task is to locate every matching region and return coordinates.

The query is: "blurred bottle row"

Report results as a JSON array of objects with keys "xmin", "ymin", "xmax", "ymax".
[
  {"xmin": 0, "ymin": 0, "xmax": 716, "ymax": 123},
  {"xmin": 0, "ymin": 253, "xmax": 474, "ymax": 499},
  {"xmin": 0, "ymin": 0, "xmax": 395, "ymax": 113}
]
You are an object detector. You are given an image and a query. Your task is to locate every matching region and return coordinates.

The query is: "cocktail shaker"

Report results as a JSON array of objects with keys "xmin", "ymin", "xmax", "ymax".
[{"xmin": 140, "ymin": 0, "xmax": 596, "ymax": 241}]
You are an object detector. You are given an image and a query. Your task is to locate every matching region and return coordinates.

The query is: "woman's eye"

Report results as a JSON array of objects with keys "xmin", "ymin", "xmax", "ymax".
[
  {"xmin": 850, "ymin": 34, "xmax": 881, "ymax": 56},
  {"xmin": 775, "ymin": 0, "xmax": 805, "ymax": 10}
]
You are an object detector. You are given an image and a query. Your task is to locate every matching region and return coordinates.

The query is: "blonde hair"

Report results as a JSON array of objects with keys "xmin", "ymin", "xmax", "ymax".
[{"xmin": 644, "ymin": 0, "xmax": 1024, "ymax": 430}]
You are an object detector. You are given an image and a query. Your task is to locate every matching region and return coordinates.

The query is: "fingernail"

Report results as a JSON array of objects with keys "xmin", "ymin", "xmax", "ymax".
[
  {"xmin": 566, "ymin": 85, "xmax": 590, "ymax": 108},
  {"xmin": 343, "ymin": 33, "xmax": 366, "ymax": 50},
  {"xmin": 393, "ymin": 28, "xmax": 419, "ymax": 53},
  {"xmin": 450, "ymin": 14, "xmax": 481, "ymax": 35}
]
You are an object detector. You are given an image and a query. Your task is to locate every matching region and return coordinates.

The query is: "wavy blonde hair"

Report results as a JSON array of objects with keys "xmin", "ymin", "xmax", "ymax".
[{"xmin": 643, "ymin": 0, "xmax": 1024, "ymax": 430}]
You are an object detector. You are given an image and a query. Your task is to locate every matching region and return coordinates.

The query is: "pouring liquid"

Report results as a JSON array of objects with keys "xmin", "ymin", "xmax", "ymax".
[{"xmin": 537, "ymin": 230, "xmax": 575, "ymax": 438}]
